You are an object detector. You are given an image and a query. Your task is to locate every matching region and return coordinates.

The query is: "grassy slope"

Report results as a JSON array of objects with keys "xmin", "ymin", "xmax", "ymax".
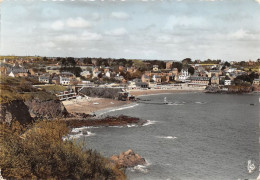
[{"xmin": 0, "ymin": 76, "xmax": 57, "ymax": 103}]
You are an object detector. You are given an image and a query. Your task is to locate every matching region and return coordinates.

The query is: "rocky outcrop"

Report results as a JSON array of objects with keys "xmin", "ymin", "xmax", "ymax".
[
  {"xmin": 110, "ymin": 149, "xmax": 146, "ymax": 168},
  {"xmin": 0, "ymin": 100, "xmax": 33, "ymax": 125},
  {"xmin": 24, "ymin": 99, "xmax": 68, "ymax": 119},
  {"xmin": 65, "ymin": 115, "xmax": 146, "ymax": 128},
  {"xmin": 0, "ymin": 99, "xmax": 69, "ymax": 125},
  {"xmin": 79, "ymin": 87, "xmax": 123, "ymax": 99}
]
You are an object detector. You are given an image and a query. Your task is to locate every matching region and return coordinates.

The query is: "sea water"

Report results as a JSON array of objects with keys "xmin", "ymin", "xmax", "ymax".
[{"xmin": 76, "ymin": 92, "xmax": 259, "ymax": 180}]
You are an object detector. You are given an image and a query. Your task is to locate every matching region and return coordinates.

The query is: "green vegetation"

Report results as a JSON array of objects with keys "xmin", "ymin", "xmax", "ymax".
[
  {"xmin": 38, "ymin": 85, "xmax": 67, "ymax": 94},
  {"xmin": 0, "ymin": 120, "xmax": 126, "ymax": 179},
  {"xmin": 234, "ymin": 72, "xmax": 259, "ymax": 85},
  {"xmin": 0, "ymin": 76, "xmax": 57, "ymax": 103}
]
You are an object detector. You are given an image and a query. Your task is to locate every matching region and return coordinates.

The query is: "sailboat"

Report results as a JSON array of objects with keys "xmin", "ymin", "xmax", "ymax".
[{"xmin": 164, "ymin": 97, "xmax": 168, "ymax": 104}]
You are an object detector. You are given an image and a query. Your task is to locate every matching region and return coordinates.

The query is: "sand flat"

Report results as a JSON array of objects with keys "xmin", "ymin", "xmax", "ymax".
[{"xmin": 62, "ymin": 97, "xmax": 130, "ymax": 114}]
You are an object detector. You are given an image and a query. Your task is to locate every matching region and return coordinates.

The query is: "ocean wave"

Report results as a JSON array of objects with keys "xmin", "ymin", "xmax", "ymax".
[
  {"xmin": 127, "ymin": 124, "xmax": 138, "ymax": 128},
  {"xmin": 63, "ymin": 131, "xmax": 96, "ymax": 140},
  {"xmin": 156, "ymin": 136, "xmax": 177, "ymax": 139},
  {"xmin": 167, "ymin": 103, "xmax": 185, "ymax": 106},
  {"xmin": 133, "ymin": 165, "xmax": 149, "ymax": 173},
  {"xmin": 71, "ymin": 126, "xmax": 99, "ymax": 133},
  {"xmin": 195, "ymin": 101, "xmax": 206, "ymax": 104},
  {"xmin": 98, "ymin": 104, "xmax": 139, "ymax": 116},
  {"xmin": 142, "ymin": 120, "xmax": 158, "ymax": 126}
]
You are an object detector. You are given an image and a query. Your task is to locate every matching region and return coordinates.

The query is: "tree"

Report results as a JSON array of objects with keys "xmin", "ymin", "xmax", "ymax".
[
  {"xmin": 43, "ymin": 57, "xmax": 47, "ymax": 61},
  {"xmin": 182, "ymin": 58, "xmax": 192, "ymax": 65},
  {"xmin": 188, "ymin": 66, "xmax": 195, "ymax": 75},
  {"xmin": 66, "ymin": 57, "xmax": 76, "ymax": 67},
  {"xmin": 161, "ymin": 76, "xmax": 167, "ymax": 82},
  {"xmin": 224, "ymin": 61, "xmax": 231, "ymax": 67},
  {"xmin": 98, "ymin": 72, "xmax": 103, "ymax": 79},
  {"xmin": 83, "ymin": 57, "xmax": 92, "ymax": 65},
  {"xmin": 235, "ymin": 72, "xmax": 259, "ymax": 84},
  {"xmin": 172, "ymin": 62, "xmax": 183, "ymax": 72}
]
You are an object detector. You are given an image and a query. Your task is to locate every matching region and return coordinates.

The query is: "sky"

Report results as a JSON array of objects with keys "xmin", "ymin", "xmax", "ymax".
[{"xmin": 0, "ymin": 0, "xmax": 260, "ymax": 61}]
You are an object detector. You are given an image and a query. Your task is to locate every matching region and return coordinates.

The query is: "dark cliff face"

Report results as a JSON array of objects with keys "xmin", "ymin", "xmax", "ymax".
[
  {"xmin": 79, "ymin": 87, "xmax": 123, "ymax": 99},
  {"xmin": 24, "ymin": 99, "xmax": 69, "ymax": 120},
  {"xmin": 0, "ymin": 99, "xmax": 69, "ymax": 125},
  {"xmin": 0, "ymin": 100, "xmax": 33, "ymax": 125}
]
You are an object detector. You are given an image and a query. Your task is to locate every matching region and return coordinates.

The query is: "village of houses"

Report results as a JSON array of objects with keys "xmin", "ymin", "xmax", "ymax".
[{"xmin": 1, "ymin": 57, "xmax": 260, "ymax": 104}]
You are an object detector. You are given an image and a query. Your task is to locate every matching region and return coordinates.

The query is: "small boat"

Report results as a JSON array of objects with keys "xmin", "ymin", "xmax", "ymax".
[
  {"xmin": 250, "ymin": 103, "xmax": 254, "ymax": 106},
  {"xmin": 164, "ymin": 97, "xmax": 168, "ymax": 104},
  {"xmin": 247, "ymin": 160, "xmax": 256, "ymax": 173},
  {"xmin": 93, "ymin": 102, "xmax": 99, "ymax": 105}
]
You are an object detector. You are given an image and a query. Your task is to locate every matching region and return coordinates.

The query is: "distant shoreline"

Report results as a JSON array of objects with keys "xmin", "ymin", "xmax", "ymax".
[{"xmin": 129, "ymin": 89, "xmax": 204, "ymax": 97}]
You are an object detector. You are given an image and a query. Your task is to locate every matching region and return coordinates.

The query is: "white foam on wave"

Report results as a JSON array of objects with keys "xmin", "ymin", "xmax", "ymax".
[
  {"xmin": 195, "ymin": 101, "xmax": 206, "ymax": 104},
  {"xmin": 132, "ymin": 165, "xmax": 149, "ymax": 173},
  {"xmin": 142, "ymin": 120, "xmax": 158, "ymax": 126},
  {"xmin": 98, "ymin": 103, "xmax": 139, "ymax": 116},
  {"xmin": 71, "ymin": 126, "xmax": 99, "ymax": 133},
  {"xmin": 129, "ymin": 159, "xmax": 151, "ymax": 173},
  {"xmin": 156, "ymin": 136, "xmax": 177, "ymax": 139},
  {"xmin": 127, "ymin": 124, "xmax": 138, "ymax": 128},
  {"xmin": 108, "ymin": 124, "xmax": 138, "ymax": 128},
  {"xmin": 63, "ymin": 130, "xmax": 96, "ymax": 140},
  {"xmin": 167, "ymin": 103, "xmax": 184, "ymax": 106},
  {"xmin": 110, "ymin": 126, "xmax": 123, "ymax": 128}
]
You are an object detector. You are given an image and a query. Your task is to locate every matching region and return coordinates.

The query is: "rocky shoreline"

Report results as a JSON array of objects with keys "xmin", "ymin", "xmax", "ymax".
[
  {"xmin": 110, "ymin": 149, "xmax": 146, "ymax": 168},
  {"xmin": 64, "ymin": 115, "xmax": 147, "ymax": 128}
]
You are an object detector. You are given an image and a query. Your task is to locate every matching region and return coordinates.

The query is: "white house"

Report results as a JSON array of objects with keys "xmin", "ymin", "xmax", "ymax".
[
  {"xmin": 178, "ymin": 69, "xmax": 190, "ymax": 82},
  {"xmin": 224, "ymin": 80, "xmax": 232, "ymax": 86},
  {"xmin": 92, "ymin": 71, "xmax": 101, "ymax": 78},
  {"xmin": 105, "ymin": 71, "xmax": 111, "ymax": 78},
  {"xmin": 226, "ymin": 68, "xmax": 237, "ymax": 73},
  {"xmin": 60, "ymin": 76, "xmax": 70, "ymax": 85},
  {"xmin": 8, "ymin": 71, "xmax": 15, "ymax": 77},
  {"xmin": 39, "ymin": 75, "xmax": 50, "ymax": 84},
  {"xmin": 80, "ymin": 70, "xmax": 91, "ymax": 78},
  {"xmin": 153, "ymin": 65, "xmax": 159, "ymax": 72}
]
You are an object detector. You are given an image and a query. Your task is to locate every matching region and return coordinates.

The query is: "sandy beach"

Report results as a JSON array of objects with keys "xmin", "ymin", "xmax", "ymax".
[
  {"xmin": 63, "ymin": 89, "xmax": 204, "ymax": 114},
  {"xmin": 62, "ymin": 97, "xmax": 131, "ymax": 115}
]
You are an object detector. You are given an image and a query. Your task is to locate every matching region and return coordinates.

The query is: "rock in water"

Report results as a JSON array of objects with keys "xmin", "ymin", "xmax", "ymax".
[{"xmin": 110, "ymin": 149, "xmax": 146, "ymax": 168}]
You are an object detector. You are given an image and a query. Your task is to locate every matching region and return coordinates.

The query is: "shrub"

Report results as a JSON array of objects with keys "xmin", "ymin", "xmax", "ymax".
[
  {"xmin": 0, "ymin": 76, "xmax": 57, "ymax": 103},
  {"xmin": 0, "ymin": 120, "xmax": 126, "ymax": 179}
]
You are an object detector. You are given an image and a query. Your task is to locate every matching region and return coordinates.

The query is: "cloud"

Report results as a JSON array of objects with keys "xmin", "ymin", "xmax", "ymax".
[
  {"xmin": 156, "ymin": 35, "xmax": 172, "ymax": 43},
  {"xmin": 208, "ymin": 29, "xmax": 259, "ymax": 41},
  {"xmin": 51, "ymin": 20, "xmax": 64, "ymax": 31},
  {"xmin": 55, "ymin": 31, "xmax": 102, "ymax": 42},
  {"xmin": 228, "ymin": 29, "xmax": 258, "ymax": 40},
  {"xmin": 66, "ymin": 17, "xmax": 91, "ymax": 28},
  {"xmin": 105, "ymin": 28, "xmax": 128, "ymax": 36},
  {"xmin": 92, "ymin": 13, "xmax": 100, "ymax": 21},
  {"xmin": 255, "ymin": 0, "xmax": 260, "ymax": 4},
  {"xmin": 41, "ymin": 42, "xmax": 56, "ymax": 48},
  {"xmin": 110, "ymin": 12, "xmax": 130, "ymax": 20},
  {"xmin": 55, "ymin": 34, "xmax": 77, "ymax": 42},
  {"xmin": 82, "ymin": 31, "xmax": 103, "ymax": 40},
  {"xmin": 164, "ymin": 15, "xmax": 208, "ymax": 30}
]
